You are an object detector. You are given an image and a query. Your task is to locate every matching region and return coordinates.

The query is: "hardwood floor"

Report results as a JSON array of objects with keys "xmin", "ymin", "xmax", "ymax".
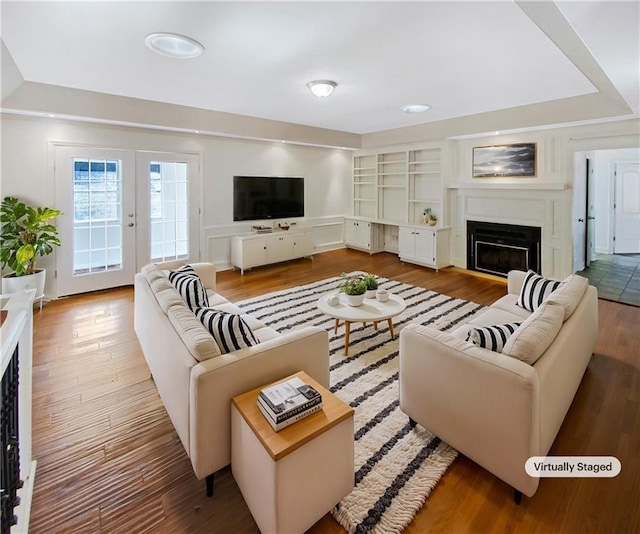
[{"xmin": 28, "ymin": 249, "xmax": 639, "ymax": 533}]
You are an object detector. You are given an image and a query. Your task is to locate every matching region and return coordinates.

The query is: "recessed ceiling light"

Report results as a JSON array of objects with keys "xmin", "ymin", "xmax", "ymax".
[
  {"xmin": 401, "ymin": 104, "xmax": 431, "ymax": 113},
  {"xmin": 145, "ymin": 32, "xmax": 204, "ymax": 59},
  {"xmin": 307, "ymin": 80, "xmax": 337, "ymax": 98}
]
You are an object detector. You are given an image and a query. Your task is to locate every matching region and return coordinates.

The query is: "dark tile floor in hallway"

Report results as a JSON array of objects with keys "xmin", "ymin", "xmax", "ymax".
[{"xmin": 577, "ymin": 253, "xmax": 640, "ymax": 307}]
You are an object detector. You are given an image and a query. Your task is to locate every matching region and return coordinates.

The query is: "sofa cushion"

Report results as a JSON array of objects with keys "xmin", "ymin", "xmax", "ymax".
[
  {"xmin": 168, "ymin": 264, "xmax": 209, "ymax": 311},
  {"xmin": 516, "ymin": 271, "xmax": 562, "ymax": 312},
  {"xmin": 166, "ymin": 304, "xmax": 222, "ymax": 361},
  {"xmin": 489, "ymin": 294, "xmax": 532, "ymax": 320},
  {"xmin": 195, "ymin": 308, "xmax": 259, "ymax": 354},
  {"xmin": 502, "ymin": 302, "xmax": 564, "ymax": 365},
  {"xmin": 547, "ymin": 274, "xmax": 588, "ymax": 321},
  {"xmin": 466, "ymin": 322, "xmax": 522, "ymax": 352}
]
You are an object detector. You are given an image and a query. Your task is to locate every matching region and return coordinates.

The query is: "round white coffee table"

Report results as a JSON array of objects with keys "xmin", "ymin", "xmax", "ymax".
[{"xmin": 317, "ymin": 293, "xmax": 407, "ymax": 355}]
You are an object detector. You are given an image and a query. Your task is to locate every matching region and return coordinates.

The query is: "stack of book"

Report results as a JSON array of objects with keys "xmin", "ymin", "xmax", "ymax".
[{"xmin": 257, "ymin": 376, "xmax": 323, "ymax": 431}]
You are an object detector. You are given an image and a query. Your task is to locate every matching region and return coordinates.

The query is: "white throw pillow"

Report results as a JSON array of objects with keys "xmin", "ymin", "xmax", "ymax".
[
  {"xmin": 502, "ymin": 302, "xmax": 564, "ymax": 365},
  {"xmin": 547, "ymin": 274, "xmax": 588, "ymax": 321},
  {"xmin": 195, "ymin": 308, "xmax": 258, "ymax": 354},
  {"xmin": 516, "ymin": 270, "xmax": 562, "ymax": 312},
  {"xmin": 168, "ymin": 264, "xmax": 210, "ymax": 311},
  {"xmin": 466, "ymin": 322, "xmax": 522, "ymax": 352}
]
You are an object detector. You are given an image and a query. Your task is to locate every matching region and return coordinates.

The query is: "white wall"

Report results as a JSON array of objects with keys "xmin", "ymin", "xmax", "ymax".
[{"xmin": 0, "ymin": 114, "xmax": 352, "ymax": 289}]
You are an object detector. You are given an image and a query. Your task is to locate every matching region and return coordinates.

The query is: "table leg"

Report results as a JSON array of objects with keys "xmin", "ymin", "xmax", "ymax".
[
  {"xmin": 334, "ymin": 318, "xmax": 339, "ymax": 334},
  {"xmin": 388, "ymin": 319, "xmax": 395, "ymax": 339},
  {"xmin": 344, "ymin": 321, "xmax": 351, "ymax": 356},
  {"xmin": 373, "ymin": 321, "xmax": 379, "ymax": 330}
]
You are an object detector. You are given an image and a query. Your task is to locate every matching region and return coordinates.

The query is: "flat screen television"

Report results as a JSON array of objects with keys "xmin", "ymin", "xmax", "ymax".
[{"xmin": 233, "ymin": 176, "xmax": 304, "ymax": 221}]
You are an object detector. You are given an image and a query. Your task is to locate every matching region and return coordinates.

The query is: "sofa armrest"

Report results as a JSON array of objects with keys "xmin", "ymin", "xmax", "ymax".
[
  {"xmin": 188, "ymin": 326, "xmax": 329, "ymax": 479},
  {"xmin": 399, "ymin": 323, "xmax": 541, "ymax": 496},
  {"xmin": 507, "ymin": 270, "xmax": 527, "ymax": 296}
]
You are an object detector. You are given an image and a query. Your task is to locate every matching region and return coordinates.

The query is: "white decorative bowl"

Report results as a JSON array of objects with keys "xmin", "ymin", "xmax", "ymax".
[{"xmin": 375, "ymin": 289, "xmax": 389, "ymax": 302}]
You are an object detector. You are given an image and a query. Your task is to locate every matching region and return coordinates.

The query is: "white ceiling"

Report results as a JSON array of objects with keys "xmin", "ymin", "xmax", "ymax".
[{"xmin": 1, "ymin": 1, "xmax": 638, "ymax": 136}]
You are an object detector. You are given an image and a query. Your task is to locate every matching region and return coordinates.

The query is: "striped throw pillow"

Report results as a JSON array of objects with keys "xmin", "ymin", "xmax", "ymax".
[
  {"xmin": 168, "ymin": 264, "xmax": 209, "ymax": 311},
  {"xmin": 195, "ymin": 308, "xmax": 258, "ymax": 354},
  {"xmin": 516, "ymin": 270, "xmax": 562, "ymax": 312},
  {"xmin": 466, "ymin": 322, "xmax": 522, "ymax": 352}
]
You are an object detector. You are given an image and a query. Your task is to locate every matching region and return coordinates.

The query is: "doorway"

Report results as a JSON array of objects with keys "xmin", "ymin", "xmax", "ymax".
[
  {"xmin": 573, "ymin": 148, "xmax": 640, "ymax": 306},
  {"xmin": 54, "ymin": 146, "xmax": 201, "ymax": 297}
]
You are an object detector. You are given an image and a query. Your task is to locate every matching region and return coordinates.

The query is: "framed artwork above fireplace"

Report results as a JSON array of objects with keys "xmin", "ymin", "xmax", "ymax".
[{"xmin": 472, "ymin": 143, "xmax": 536, "ymax": 178}]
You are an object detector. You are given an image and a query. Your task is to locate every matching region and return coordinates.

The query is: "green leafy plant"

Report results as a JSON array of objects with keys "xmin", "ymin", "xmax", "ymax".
[
  {"xmin": 338, "ymin": 273, "xmax": 367, "ymax": 296},
  {"xmin": 362, "ymin": 273, "xmax": 379, "ymax": 290},
  {"xmin": 0, "ymin": 196, "xmax": 62, "ymax": 276},
  {"xmin": 428, "ymin": 213, "xmax": 437, "ymax": 222}
]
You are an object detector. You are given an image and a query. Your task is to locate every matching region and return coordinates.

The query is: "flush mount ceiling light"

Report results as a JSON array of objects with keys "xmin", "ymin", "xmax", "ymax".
[
  {"xmin": 307, "ymin": 80, "xmax": 337, "ymax": 98},
  {"xmin": 401, "ymin": 104, "xmax": 431, "ymax": 113},
  {"xmin": 145, "ymin": 32, "xmax": 204, "ymax": 59}
]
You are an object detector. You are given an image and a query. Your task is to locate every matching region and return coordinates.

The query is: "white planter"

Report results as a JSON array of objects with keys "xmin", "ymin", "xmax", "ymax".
[
  {"xmin": 344, "ymin": 293, "xmax": 365, "ymax": 307},
  {"xmin": 2, "ymin": 269, "xmax": 46, "ymax": 297},
  {"xmin": 365, "ymin": 289, "xmax": 377, "ymax": 299}
]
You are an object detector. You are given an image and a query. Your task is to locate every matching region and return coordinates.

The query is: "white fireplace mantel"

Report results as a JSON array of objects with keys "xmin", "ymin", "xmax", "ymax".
[
  {"xmin": 447, "ymin": 184, "xmax": 573, "ymax": 279},
  {"xmin": 447, "ymin": 182, "xmax": 570, "ymax": 191}
]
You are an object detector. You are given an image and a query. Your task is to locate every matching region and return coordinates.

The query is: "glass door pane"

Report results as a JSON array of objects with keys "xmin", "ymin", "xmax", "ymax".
[
  {"xmin": 149, "ymin": 161, "xmax": 189, "ymax": 262},
  {"xmin": 72, "ymin": 158, "xmax": 123, "ymax": 274}
]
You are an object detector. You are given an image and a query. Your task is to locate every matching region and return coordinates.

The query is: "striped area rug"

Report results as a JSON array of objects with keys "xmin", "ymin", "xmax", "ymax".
[{"xmin": 237, "ymin": 274, "xmax": 485, "ymax": 534}]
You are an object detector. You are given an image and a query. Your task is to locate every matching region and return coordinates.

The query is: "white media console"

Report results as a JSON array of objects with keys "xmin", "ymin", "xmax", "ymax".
[{"xmin": 231, "ymin": 228, "xmax": 314, "ymax": 274}]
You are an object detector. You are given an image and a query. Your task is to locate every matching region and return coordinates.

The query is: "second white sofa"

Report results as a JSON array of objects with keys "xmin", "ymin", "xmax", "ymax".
[{"xmin": 399, "ymin": 270, "xmax": 598, "ymax": 501}]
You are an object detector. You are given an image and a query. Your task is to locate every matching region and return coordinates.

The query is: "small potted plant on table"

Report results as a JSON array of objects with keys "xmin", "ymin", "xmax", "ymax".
[
  {"xmin": 362, "ymin": 273, "xmax": 379, "ymax": 298},
  {"xmin": 338, "ymin": 273, "xmax": 367, "ymax": 307}
]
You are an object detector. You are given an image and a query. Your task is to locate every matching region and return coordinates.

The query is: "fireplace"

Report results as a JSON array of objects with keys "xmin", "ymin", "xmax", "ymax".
[{"xmin": 467, "ymin": 221, "xmax": 541, "ymax": 277}]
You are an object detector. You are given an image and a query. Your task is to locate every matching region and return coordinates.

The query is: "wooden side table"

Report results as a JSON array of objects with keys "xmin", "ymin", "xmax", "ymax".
[{"xmin": 231, "ymin": 371, "xmax": 354, "ymax": 534}]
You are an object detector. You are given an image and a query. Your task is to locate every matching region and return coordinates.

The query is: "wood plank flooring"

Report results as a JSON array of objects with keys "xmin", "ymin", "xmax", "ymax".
[{"xmin": 28, "ymin": 249, "xmax": 640, "ymax": 533}]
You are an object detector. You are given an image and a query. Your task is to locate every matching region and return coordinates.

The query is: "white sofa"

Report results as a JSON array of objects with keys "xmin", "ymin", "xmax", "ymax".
[
  {"xmin": 134, "ymin": 261, "xmax": 330, "ymax": 495},
  {"xmin": 399, "ymin": 270, "xmax": 598, "ymax": 501}
]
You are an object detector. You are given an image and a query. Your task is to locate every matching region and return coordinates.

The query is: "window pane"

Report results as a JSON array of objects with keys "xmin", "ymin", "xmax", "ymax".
[
  {"xmin": 149, "ymin": 161, "xmax": 189, "ymax": 262},
  {"xmin": 72, "ymin": 158, "xmax": 122, "ymax": 274}
]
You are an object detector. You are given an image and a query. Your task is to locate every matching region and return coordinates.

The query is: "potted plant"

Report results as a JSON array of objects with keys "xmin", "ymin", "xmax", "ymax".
[
  {"xmin": 424, "ymin": 208, "xmax": 437, "ymax": 226},
  {"xmin": 338, "ymin": 273, "xmax": 367, "ymax": 306},
  {"xmin": 1, "ymin": 196, "xmax": 62, "ymax": 297},
  {"xmin": 362, "ymin": 273, "xmax": 379, "ymax": 298}
]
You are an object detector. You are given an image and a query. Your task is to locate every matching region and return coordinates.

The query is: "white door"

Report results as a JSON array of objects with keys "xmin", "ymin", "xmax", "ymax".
[
  {"xmin": 55, "ymin": 147, "xmax": 136, "ymax": 296},
  {"xmin": 135, "ymin": 152, "xmax": 201, "ymax": 267},
  {"xmin": 614, "ymin": 163, "xmax": 640, "ymax": 254}
]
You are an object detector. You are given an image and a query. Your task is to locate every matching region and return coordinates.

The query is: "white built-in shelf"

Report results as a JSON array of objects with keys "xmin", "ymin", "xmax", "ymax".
[{"xmin": 352, "ymin": 144, "xmax": 444, "ymax": 230}]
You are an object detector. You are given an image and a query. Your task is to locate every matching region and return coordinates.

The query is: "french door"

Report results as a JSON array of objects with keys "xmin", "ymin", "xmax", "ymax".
[
  {"xmin": 55, "ymin": 147, "xmax": 201, "ymax": 297},
  {"xmin": 135, "ymin": 152, "xmax": 201, "ymax": 269}
]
